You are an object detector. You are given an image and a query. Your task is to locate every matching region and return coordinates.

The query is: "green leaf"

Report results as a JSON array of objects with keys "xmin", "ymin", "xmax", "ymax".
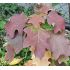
[
  {"xmin": 23, "ymin": 7, "xmax": 34, "ymax": 16},
  {"xmin": 41, "ymin": 21, "xmax": 54, "ymax": 31},
  {"xmin": 0, "ymin": 47, "xmax": 6, "ymax": 57},
  {"xmin": 15, "ymin": 48, "xmax": 31, "ymax": 65},
  {"xmin": 0, "ymin": 20, "xmax": 6, "ymax": 29}
]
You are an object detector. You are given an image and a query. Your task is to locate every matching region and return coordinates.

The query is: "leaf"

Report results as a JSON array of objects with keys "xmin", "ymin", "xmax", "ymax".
[
  {"xmin": 0, "ymin": 20, "xmax": 6, "ymax": 29},
  {"xmin": 15, "ymin": 47, "xmax": 31, "ymax": 62},
  {"xmin": 5, "ymin": 34, "xmax": 31, "ymax": 62},
  {"xmin": 28, "ymin": 14, "xmax": 45, "ymax": 28},
  {"xmin": 31, "ymin": 50, "xmax": 51, "ymax": 66},
  {"xmin": 5, "ymin": 13, "xmax": 28, "ymax": 38},
  {"xmin": 47, "ymin": 11, "xmax": 65, "ymax": 33},
  {"xmin": 9, "ymin": 58, "xmax": 22, "ymax": 65},
  {"xmin": 49, "ymin": 32, "xmax": 70, "ymax": 60},
  {"xmin": 0, "ymin": 48, "xmax": 6, "ymax": 57},
  {"xmin": 4, "ymin": 13, "xmax": 28, "ymax": 62},
  {"xmin": 23, "ymin": 26, "xmax": 51, "ymax": 59}
]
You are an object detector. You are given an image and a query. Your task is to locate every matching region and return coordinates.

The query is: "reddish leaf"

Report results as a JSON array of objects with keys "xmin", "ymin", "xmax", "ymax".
[
  {"xmin": 28, "ymin": 14, "xmax": 45, "ymax": 28},
  {"xmin": 5, "ymin": 34, "xmax": 25, "ymax": 62},
  {"xmin": 23, "ymin": 27, "xmax": 51, "ymax": 58},
  {"xmin": 49, "ymin": 32, "xmax": 70, "ymax": 60},
  {"xmin": 5, "ymin": 44, "xmax": 15, "ymax": 62},
  {"xmin": 5, "ymin": 34, "xmax": 24, "ymax": 54},
  {"xmin": 5, "ymin": 13, "xmax": 28, "ymax": 38},
  {"xmin": 47, "ymin": 11, "xmax": 65, "ymax": 33}
]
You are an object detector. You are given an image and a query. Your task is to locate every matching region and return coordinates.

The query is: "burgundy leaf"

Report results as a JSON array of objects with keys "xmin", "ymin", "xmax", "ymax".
[
  {"xmin": 23, "ymin": 27, "xmax": 51, "ymax": 58},
  {"xmin": 5, "ymin": 34, "xmax": 26, "ymax": 62},
  {"xmin": 5, "ymin": 13, "xmax": 28, "ymax": 38},
  {"xmin": 49, "ymin": 32, "xmax": 70, "ymax": 60},
  {"xmin": 28, "ymin": 14, "xmax": 45, "ymax": 28},
  {"xmin": 47, "ymin": 11, "xmax": 65, "ymax": 33}
]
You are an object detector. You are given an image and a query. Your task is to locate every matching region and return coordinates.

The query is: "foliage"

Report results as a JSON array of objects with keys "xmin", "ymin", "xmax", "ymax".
[
  {"xmin": 23, "ymin": 6, "xmax": 34, "ymax": 16},
  {"xmin": 0, "ymin": 4, "xmax": 24, "ymax": 19},
  {"xmin": 0, "ymin": 3, "xmax": 33, "ymax": 66},
  {"xmin": 0, "ymin": 3, "xmax": 70, "ymax": 66},
  {"xmin": 41, "ymin": 21, "xmax": 54, "ymax": 31},
  {"xmin": 15, "ymin": 48, "xmax": 31, "ymax": 66},
  {"xmin": 0, "ymin": 57, "xmax": 9, "ymax": 66}
]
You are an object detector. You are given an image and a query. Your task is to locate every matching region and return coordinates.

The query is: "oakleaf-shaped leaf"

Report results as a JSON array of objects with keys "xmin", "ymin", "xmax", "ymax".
[
  {"xmin": 47, "ymin": 11, "xmax": 65, "ymax": 33},
  {"xmin": 49, "ymin": 32, "xmax": 70, "ymax": 60},
  {"xmin": 23, "ymin": 27, "xmax": 51, "ymax": 58},
  {"xmin": 5, "ymin": 13, "xmax": 28, "ymax": 38}
]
